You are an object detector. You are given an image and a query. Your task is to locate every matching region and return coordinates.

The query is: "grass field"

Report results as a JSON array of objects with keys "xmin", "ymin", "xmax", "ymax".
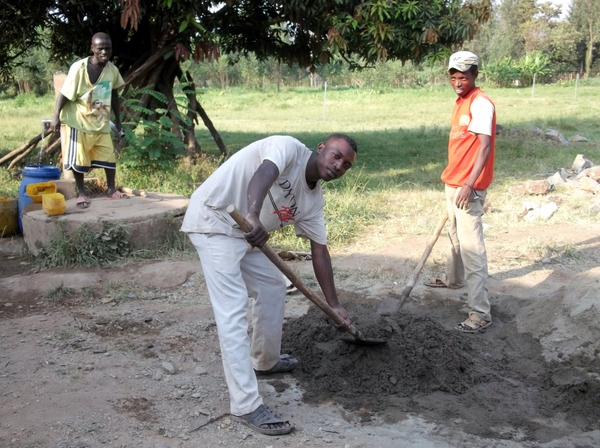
[{"xmin": 1, "ymin": 80, "xmax": 599, "ymax": 254}]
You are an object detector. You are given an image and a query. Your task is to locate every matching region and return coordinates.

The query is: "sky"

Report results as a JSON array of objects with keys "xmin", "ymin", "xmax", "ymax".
[{"xmin": 549, "ymin": 0, "xmax": 572, "ymax": 18}]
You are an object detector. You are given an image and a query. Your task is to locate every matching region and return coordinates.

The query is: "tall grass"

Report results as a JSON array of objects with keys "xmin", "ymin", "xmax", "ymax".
[{"xmin": 1, "ymin": 81, "xmax": 599, "ymax": 256}]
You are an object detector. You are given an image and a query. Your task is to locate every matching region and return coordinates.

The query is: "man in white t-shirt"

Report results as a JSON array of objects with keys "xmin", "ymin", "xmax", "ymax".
[{"xmin": 181, "ymin": 134, "xmax": 357, "ymax": 435}]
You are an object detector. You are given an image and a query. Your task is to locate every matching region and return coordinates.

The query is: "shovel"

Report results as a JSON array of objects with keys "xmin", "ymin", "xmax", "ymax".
[
  {"xmin": 227, "ymin": 205, "xmax": 386, "ymax": 346},
  {"xmin": 377, "ymin": 211, "xmax": 448, "ymax": 315}
]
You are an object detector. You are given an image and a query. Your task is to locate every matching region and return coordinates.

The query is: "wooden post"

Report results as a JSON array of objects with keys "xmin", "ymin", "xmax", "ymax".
[{"xmin": 54, "ymin": 74, "xmax": 73, "ymax": 180}]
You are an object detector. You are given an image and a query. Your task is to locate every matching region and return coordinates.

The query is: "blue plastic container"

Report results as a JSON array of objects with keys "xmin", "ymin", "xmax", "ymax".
[{"xmin": 18, "ymin": 165, "xmax": 61, "ymax": 232}]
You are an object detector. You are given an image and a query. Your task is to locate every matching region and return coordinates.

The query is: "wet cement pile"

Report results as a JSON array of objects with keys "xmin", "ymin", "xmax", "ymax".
[{"xmin": 282, "ymin": 302, "xmax": 488, "ymax": 403}]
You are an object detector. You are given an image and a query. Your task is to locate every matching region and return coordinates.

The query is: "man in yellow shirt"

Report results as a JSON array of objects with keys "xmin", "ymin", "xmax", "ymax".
[{"xmin": 51, "ymin": 32, "xmax": 128, "ymax": 208}]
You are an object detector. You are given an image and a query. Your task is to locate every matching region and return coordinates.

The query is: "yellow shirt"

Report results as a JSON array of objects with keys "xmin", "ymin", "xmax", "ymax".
[{"xmin": 60, "ymin": 58, "xmax": 124, "ymax": 134}]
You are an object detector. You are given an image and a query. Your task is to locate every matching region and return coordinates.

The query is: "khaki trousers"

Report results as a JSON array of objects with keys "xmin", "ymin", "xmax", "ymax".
[{"xmin": 443, "ymin": 185, "xmax": 491, "ymax": 322}]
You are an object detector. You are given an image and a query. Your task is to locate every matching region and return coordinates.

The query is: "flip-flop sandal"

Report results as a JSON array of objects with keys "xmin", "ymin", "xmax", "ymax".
[
  {"xmin": 424, "ymin": 277, "xmax": 448, "ymax": 288},
  {"xmin": 106, "ymin": 190, "xmax": 129, "ymax": 199},
  {"xmin": 76, "ymin": 195, "xmax": 91, "ymax": 209},
  {"xmin": 231, "ymin": 404, "xmax": 294, "ymax": 436},
  {"xmin": 255, "ymin": 354, "xmax": 299, "ymax": 375},
  {"xmin": 456, "ymin": 314, "xmax": 492, "ymax": 333}
]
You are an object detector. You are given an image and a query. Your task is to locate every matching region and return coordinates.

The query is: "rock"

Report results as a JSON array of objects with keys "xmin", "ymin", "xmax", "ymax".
[
  {"xmin": 529, "ymin": 126, "xmax": 544, "ymax": 136},
  {"xmin": 547, "ymin": 172, "xmax": 566, "ymax": 187},
  {"xmin": 523, "ymin": 180, "xmax": 550, "ymax": 195},
  {"xmin": 589, "ymin": 197, "xmax": 600, "ymax": 215},
  {"xmin": 578, "ymin": 166, "xmax": 600, "ymax": 182},
  {"xmin": 162, "ymin": 361, "xmax": 176, "ymax": 375},
  {"xmin": 578, "ymin": 176, "xmax": 598, "ymax": 193},
  {"xmin": 195, "ymin": 366, "xmax": 208, "ymax": 376},
  {"xmin": 572, "ymin": 154, "xmax": 593, "ymax": 174},
  {"xmin": 544, "ymin": 129, "xmax": 569, "ymax": 145},
  {"xmin": 542, "ymin": 257, "xmax": 551, "ymax": 264},
  {"xmin": 539, "ymin": 202, "xmax": 558, "ymax": 220},
  {"xmin": 569, "ymin": 135, "xmax": 588, "ymax": 143}
]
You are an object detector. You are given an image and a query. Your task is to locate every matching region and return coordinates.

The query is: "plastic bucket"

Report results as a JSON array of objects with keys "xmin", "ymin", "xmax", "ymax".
[
  {"xmin": 42, "ymin": 192, "xmax": 66, "ymax": 216},
  {"xmin": 18, "ymin": 165, "xmax": 61, "ymax": 232},
  {"xmin": 0, "ymin": 196, "xmax": 18, "ymax": 237},
  {"xmin": 26, "ymin": 181, "xmax": 57, "ymax": 203}
]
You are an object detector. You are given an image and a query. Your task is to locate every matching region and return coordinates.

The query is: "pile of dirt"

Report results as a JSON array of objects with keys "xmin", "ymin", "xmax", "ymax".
[
  {"xmin": 282, "ymin": 294, "xmax": 600, "ymax": 437},
  {"xmin": 283, "ymin": 302, "xmax": 487, "ymax": 404},
  {"xmin": 517, "ymin": 266, "xmax": 600, "ymax": 366}
]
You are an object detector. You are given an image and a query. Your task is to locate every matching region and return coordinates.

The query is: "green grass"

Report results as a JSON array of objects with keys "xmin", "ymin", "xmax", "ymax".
[
  {"xmin": 44, "ymin": 283, "xmax": 76, "ymax": 301},
  {"xmin": 2, "ymin": 80, "xmax": 600, "ymax": 257}
]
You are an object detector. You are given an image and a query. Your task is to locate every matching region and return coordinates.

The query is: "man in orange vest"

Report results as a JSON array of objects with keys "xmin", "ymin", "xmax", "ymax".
[{"xmin": 425, "ymin": 51, "xmax": 496, "ymax": 333}]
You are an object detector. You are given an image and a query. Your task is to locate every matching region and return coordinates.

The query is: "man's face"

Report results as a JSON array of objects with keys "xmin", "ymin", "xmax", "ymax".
[
  {"xmin": 91, "ymin": 38, "xmax": 112, "ymax": 64},
  {"xmin": 316, "ymin": 138, "xmax": 356, "ymax": 182},
  {"xmin": 449, "ymin": 69, "xmax": 477, "ymax": 98}
]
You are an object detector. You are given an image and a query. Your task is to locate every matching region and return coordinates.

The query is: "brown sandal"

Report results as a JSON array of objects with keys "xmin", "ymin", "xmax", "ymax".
[{"xmin": 424, "ymin": 277, "xmax": 447, "ymax": 288}]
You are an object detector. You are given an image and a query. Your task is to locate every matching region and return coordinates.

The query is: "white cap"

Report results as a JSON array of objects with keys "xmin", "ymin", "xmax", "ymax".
[{"xmin": 448, "ymin": 51, "xmax": 479, "ymax": 72}]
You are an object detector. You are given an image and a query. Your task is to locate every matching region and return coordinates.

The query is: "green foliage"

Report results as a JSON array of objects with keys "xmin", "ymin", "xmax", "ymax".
[
  {"xmin": 120, "ymin": 88, "xmax": 188, "ymax": 170},
  {"xmin": 44, "ymin": 283, "xmax": 76, "ymax": 301},
  {"xmin": 570, "ymin": 0, "xmax": 600, "ymax": 77},
  {"xmin": 483, "ymin": 58, "xmax": 520, "ymax": 87},
  {"xmin": 483, "ymin": 52, "xmax": 551, "ymax": 87},
  {"xmin": 36, "ymin": 222, "xmax": 131, "ymax": 269},
  {"xmin": 517, "ymin": 51, "xmax": 552, "ymax": 86}
]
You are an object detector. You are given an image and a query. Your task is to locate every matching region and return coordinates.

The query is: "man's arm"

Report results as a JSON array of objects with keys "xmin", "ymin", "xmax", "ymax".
[
  {"xmin": 455, "ymin": 133, "xmax": 492, "ymax": 209},
  {"xmin": 310, "ymin": 239, "xmax": 350, "ymax": 327},
  {"xmin": 50, "ymin": 94, "xmax": 69, "ymax": 134},
  {"xmin": 244, "ymin": 160, "xmax": 280, "ymax": 248}
]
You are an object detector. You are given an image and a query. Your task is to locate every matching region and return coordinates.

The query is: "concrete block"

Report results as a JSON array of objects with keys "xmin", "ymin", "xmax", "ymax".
[{"xmin": 22, "ymin": 193, "xmax": 189, "ymax": 255}]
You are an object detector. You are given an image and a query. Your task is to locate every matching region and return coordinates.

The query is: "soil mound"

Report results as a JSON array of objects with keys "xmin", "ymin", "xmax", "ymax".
[
  {"xmin": 282, "ymin": 295, "xmax": 600, "ymax": 437},
  {"xmin": 283, "ymin": 301, "xmax": 488, "ymax": 405}
]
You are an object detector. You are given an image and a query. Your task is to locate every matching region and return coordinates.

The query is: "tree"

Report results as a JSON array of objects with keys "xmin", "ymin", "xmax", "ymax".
[
  {"xmin": 570, "ymin": 0, "xmax": 600, "ymax": 78},
  {"xmin": 1, "ymin": 1, "xmax": 493, "ymax": 157}
]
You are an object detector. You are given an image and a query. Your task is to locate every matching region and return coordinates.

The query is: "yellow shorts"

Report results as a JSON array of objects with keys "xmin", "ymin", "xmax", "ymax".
[{"xmin": 61, "ymin": 124, "xmax": 116, "ymax": 173}]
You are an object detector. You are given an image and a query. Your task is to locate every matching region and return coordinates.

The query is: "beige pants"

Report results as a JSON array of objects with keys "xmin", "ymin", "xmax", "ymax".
[{"xmin": 443, "ymin": 185, "xmax": 491, "ymax": 322}]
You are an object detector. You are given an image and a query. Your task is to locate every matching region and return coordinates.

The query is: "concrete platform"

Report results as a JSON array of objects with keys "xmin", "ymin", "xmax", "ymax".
[{"xmin": 22, "ymin": 192, "xmax": 189, "ymax": 255}]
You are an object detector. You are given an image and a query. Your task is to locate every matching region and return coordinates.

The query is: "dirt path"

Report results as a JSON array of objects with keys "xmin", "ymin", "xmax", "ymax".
[{"xmin": 1, "ymin": 221, "xmax": 600, "ymax": 447}]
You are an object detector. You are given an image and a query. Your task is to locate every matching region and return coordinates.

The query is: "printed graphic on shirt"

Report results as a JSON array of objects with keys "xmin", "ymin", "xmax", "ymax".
[
  {"xmin": 450, "ymin": 114, "xmax": 472, "ymax": 141},
  {"xmin": 81, "ymin": 81, "xmax": 113, "ymax": 126},
  {"xmin": 268, "ymin": 179, "xmax": 299, "ymax": 228}
]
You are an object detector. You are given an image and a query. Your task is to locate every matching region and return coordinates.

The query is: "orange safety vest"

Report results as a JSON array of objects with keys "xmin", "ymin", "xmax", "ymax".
[{"xmin": 441, "ymin": 88, "xmax": 495, "ymax": 190}]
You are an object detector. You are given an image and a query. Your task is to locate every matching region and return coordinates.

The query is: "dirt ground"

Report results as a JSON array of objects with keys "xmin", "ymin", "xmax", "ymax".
[{"xmin": 1, "ymin": 220, "xmax": 600, "ymax": 448}]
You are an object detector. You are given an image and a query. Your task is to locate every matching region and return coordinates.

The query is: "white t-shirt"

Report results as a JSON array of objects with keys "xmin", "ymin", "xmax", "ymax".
[
  {"xmin": 181, "ymin": 136, "xmax": 328, "ymax": 245},
  {"xmin": 468, "ymin": 96, "xmax": 494, "ymax": 136}
]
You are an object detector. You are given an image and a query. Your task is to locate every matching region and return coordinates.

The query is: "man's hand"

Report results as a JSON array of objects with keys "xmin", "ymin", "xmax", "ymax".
[
  {"xmin": 50, "ymin": 118, "xmax": 61, "ymax": 134},
  {"xmin": 455, "ymin": 185, "xmax": 472, "ymax": 210},
  {"xmin": 243, "ymin": 213, "xmax": 269, "ymax": 248},
  {"xmin": 331, "ymin": 304, "xmax": 351, "ymax": 329}
]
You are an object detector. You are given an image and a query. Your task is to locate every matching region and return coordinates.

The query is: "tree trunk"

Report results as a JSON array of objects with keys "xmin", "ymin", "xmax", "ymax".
[
  {"xmin": 585, "ymin": 17, "xmax": 594, "ymax": 79},
  {"xmin": 122, "ymin": 49, "xmax": 228, "ymax": 159}
]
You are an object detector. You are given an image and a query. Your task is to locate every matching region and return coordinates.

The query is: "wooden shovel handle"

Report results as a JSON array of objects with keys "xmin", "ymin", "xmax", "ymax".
[
  {"xmin": 399, "ymin": 210, "xmax": 448, "ymax": 300},
  {"xmin": 226, "ymin": 205, "xmax": 362, "ymax": 338}
]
